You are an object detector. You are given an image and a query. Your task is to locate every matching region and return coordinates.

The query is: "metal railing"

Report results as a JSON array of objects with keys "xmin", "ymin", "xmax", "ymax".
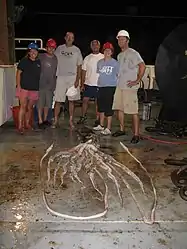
[{"xmin": 15, "ymin": 38, "xmax": 44, "ymax": 50}]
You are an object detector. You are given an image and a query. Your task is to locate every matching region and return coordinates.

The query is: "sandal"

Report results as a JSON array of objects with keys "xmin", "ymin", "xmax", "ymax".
[
  {"xmin": 51, "ymin": 121, "xmax": 59, "ymax": 129},
  {"xmin": 77, "ymin": 116, "xmax": 87, "ymax": 124},
  {"xmin": 18, "ymin": 127, "xmax": 24, "ymax": 135},
  {"xmin": 131, "ymin": 135, "xmax": 140, "ymax": 144},
  {"xmin": 25, "ymin": 124, "xmax": 33, "ymax": 130},
  {"xmin": 112, "ymin": 130, "xmax": 126, "ymax": 137}
]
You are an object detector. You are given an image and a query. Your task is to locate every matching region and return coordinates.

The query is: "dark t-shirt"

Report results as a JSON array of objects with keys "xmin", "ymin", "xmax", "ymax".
[
  {"xmin": 17, "ymin": 57, "xmax": 41, "ymax": 91},
  {"xmin": 39, "ymin": 53, "xmax": 57, "ymax": 91}
]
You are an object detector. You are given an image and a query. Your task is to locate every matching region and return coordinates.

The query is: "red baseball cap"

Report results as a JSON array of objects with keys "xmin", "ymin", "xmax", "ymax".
[
  {"xmin": 102, "ymin": 42, "xmax": 114, "ymax": 51},
  {"xmin": 46, "ymin": 38, "xmax": 57, "ymax": 48}
]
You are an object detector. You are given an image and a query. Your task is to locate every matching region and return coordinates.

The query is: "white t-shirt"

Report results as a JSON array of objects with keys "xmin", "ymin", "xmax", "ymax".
[
  {"xmin": 55, "ymin": 44, "xmax": 83, "ymax": 77},
  {"xmin": 117, "ymin": 48, "xmax": 144, "ymax": 90},
  {"xmin": 82, "ymin": 53, "xmax": 104, "ymax": 86}
]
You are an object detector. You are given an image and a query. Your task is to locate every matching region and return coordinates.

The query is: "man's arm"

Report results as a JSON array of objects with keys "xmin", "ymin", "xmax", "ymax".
[
  {"xmin": 127, "ymin": 51, "xmax": 146, "ymax": 87},
  {"xmin": 74, "ymin": 65, "xmax": 82, "ymax": 88},
  {"xmin": 75, "ymin": 65, "xmax": 82, "ymax": 82},
  {"xmin": 134, "ymin": 51, "xmax": 146, "ymax": 83},
  {"xmin": 81, "ymin": 69, "xmax": 86, "ymax": 89},
  {"xmin": 80, "ymin": 56, "xmax": 88, "ymax": 88},
  {"xmin": 136, "ymin": 62, "xmax": 146, "ymax": 83},
  {"xmin": 74, "ymin": 49, "xmax": 83, "ymax": 88},
  {"xmin": 127, "ymin": 62, "xmax": 145, "ymax": 87}
]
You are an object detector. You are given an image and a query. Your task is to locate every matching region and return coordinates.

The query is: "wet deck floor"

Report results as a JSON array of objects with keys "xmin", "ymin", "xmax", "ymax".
[{"xmin": 0, "ymin": 103, "xmax": 187, "ymax": 249}]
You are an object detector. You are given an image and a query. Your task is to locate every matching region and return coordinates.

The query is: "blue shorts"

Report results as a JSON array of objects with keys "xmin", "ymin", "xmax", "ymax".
[{"xmin": 83, "ymin": 85, "xmax": 98, "ymax": 99}]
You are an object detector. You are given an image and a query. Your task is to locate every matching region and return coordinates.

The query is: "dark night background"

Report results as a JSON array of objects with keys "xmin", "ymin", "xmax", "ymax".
[{"xmin": 14, "ymin": 1, "xmax": 187, "ymax": 64}]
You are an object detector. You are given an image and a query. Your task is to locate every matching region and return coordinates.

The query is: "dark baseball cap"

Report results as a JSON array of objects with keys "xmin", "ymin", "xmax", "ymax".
[{"xmin": 90, "ymin": 40, "xmax": 100, "ymax": 46}]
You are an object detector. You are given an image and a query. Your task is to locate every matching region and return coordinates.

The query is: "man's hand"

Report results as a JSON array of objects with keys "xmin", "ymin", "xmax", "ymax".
[
  {"xmin": 127, "ymin": 80, "xmax": 139, "ymax": 88},
  {"xmin": 80, "ymin": 84, "xmax": 85, "ymax": 92},
  {"xmin": 74, "ymin": 80, "xmax": 79, "ymax": 88}
]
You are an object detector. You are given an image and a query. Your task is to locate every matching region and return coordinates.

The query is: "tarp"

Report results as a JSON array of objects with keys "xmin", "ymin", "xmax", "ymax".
[{"xmin": 155, "ymin": 22, "xmax": 187, "ymax": 122}]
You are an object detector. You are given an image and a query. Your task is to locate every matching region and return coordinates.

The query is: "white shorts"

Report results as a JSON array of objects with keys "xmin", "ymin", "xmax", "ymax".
[{"xmin": 54, "ymin": 76, "xmax": 80, "ymax": 102}]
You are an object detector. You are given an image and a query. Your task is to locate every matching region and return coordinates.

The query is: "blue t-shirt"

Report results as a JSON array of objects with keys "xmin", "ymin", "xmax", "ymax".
[{"xmin": 97, "ymin": 58, "xmax": 119, "ymax": 87}]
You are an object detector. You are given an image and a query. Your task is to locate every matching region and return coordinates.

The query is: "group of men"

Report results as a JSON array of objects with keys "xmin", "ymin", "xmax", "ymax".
[{"xmin": 39, "ymin": 30, "xmax": 145, "ymax": 144}]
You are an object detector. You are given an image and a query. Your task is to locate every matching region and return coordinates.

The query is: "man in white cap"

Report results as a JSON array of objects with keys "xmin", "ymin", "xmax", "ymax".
[{"xmin": 112, "ymin": 30, "xmax": 145, "ymax": 143}]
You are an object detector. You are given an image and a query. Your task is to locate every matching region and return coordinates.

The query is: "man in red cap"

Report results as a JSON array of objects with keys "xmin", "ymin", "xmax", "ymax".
[{"xmin": 37, "ymin": 38, "xmax": 57, "ymax": 128}]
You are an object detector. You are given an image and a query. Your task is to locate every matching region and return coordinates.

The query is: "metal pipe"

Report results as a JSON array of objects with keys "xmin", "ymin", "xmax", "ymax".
[
  {"xmin": 15, "ymin": 38, "xmax": 44, "ymax": 49},
  {"xmin": 15, "ymin": 48, "xmax": 45, "ymax": 50}
]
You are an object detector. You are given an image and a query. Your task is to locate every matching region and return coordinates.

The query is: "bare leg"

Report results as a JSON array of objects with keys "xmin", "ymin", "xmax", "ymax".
[
  {"xmin": 95, "ymin": 99, "xmax": 99, "ymax": 120},
  {"xmin": 81, "ymin": 97, "xmax": 89, "ymax": 116},
  {"xmin": 38, "ymin": 108, "xmax": 43, "ymax": 124},
  {"xmin": 99, "ymin": 112, "xmax": 105, "ymax": 127},
  {"xmin": 132, "ymin": 114, "xmax": 140, "ymax": 136},
  {"xmin": 118, "ymin": 110, "xmax": 125, "ymax": 131},
  {"xmin": 54, "ymin": 102, "xmax": 61, "ymax": 125},
  {"xmin": 18, "ymin": 97, "xmax": 27, "ymax": 131},
  {"xmin": 43, "ymin": 107, "xmax": 49, "ymax": 121},
  {"xmin": 69, "ymin": 100, "xmax": 74, "ymax": 128},
  {"xmin": 25, "ymin": 100, "xmax": 35, "ymax": 128},
  {"xmin": 106, "ymin": 116, "xmax": 112, "ymax": 130}
]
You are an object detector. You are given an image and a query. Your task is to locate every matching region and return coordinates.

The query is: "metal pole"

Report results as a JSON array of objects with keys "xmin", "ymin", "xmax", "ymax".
[
  {"xmin": 0, "ymin": 0, "xmax": 9, "ymax": 64},
  {"xmin": 7, "ymin": 0, "xmax": 15, "ymax": 64}
]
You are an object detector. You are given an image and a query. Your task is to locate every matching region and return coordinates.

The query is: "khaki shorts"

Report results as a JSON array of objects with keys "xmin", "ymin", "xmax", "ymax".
[
  {"xmin": 112, "ymin": 87, "xmax": 139, "ymax": 114},
  {"xmin": 54, "ymin": 76, "xmax": 80, "ymax": 102},
  {"xmin": 37, "ymin": 89, "xmax": 53, "ymax": 108}
]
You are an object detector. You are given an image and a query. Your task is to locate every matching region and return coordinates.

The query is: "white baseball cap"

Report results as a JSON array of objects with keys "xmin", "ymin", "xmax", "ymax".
[{"xmin": 116, "ymin": 30, "xmax": 130, "ymax": 39}]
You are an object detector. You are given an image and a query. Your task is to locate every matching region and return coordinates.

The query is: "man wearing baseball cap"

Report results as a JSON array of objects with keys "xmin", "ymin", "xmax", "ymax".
[
  {"xmin": 37, "ymin": 38, "xmax": 57, "ymax": 128},
  {"xmin": 112, "ymin": 30, "xmax": 145, "ymax": 143}
]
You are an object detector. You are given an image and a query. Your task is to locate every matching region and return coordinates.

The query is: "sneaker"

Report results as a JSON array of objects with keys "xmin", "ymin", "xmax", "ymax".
[
  {"xmin": 101, "ymin": 128, "xmax": 111, "ymax": 135},
  {"xmin": 93, "ymin": 125, "xmax": 104, "ymax": 131},
  {"xmin": 131, "ymin": 135, "xmax": 140, "ymax": 144},
  {"xmin": 77, "ymin": 116, "xmax": 87, "ymax": 124},
  {"xmin": 43, "ymin": 120, "xmax": 52, "ymax": 127},
  {"xmin": 51, "ymin": 121, "xmax": 59, "ymax": 129},
  {"xmin": 38, "ymin": 123, "xmax": 46, "ymax": 129}
]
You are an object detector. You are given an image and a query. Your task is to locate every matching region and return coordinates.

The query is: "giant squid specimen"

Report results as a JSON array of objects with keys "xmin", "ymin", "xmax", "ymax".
[{"xmin": 40, "ymin": 136, "xmax": 157, "ymax": 224}]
